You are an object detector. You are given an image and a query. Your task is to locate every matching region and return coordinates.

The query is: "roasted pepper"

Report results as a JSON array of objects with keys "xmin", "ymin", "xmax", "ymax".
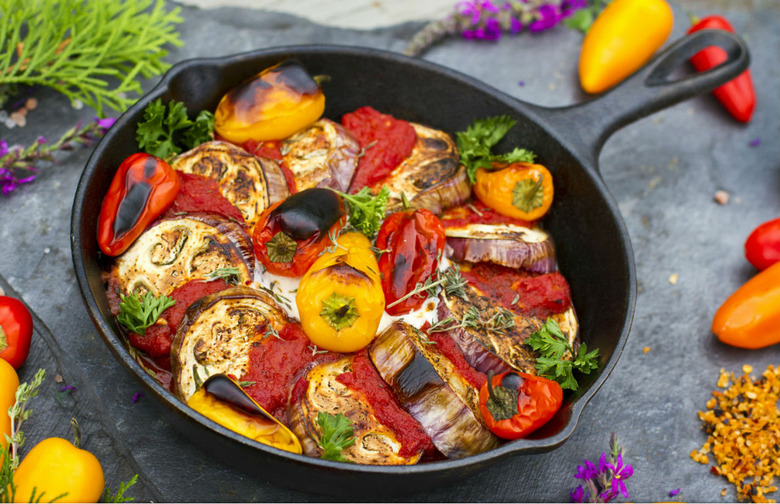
[
  {"xmin": 186, "ymin": 374, "xmax": 302, "ymax": 454},
  {"xmin": 97, "ymin": 153, "xmax": 180, "ymax": 256},
  {"xmin": 478, "ymin": 370, "xmax": 563, "ymax": 440},
  {"xmin": 214, "ymin": 60, "xmax": 325, "ymax": 144},
  {"xmin": 296, "ymin": 232, "xmax": 384, "ymax": 353},
  {"xmin": 12, "ymin": 437, "xmax": 105, "ymax": 503},
  {"xmin": 376, "ymin": 209, "xmax": 445, "ymax": 315},
  {"xmin": 0, "ymin": 296, "xmax": 33, "ymax": 369},
  {"xmin": 712, "ymin": 260, "xmax": 780, "ymax": 349},
  {"xmin": 253, "ymin": 188, "xmax": 346, "ymax": 277},
  {"xmin": 578, "ymin": 0, "xmax": 674, "ymax": 94},
  {"xmin": 0, "ymin": 358, "xmax": 18, "ymax": 459},
  {"xmin": 745, "ymin": 217, "xmax": 780, "ymax": 271},
  {"xmin": 688, "ymin": 15, "xmax": 755, "ymax": 123},
  {"xmin": 473, "ymin": 162, "xmax": 554, "ymax": 221}
]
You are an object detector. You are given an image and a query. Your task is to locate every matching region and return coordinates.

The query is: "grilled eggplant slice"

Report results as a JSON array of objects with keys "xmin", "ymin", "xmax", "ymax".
[
  {"xmin": 369, "ymin": 321, "xmax": 499, "ymax": 459},
  {"xmin": 374, "ymin": 123, "xmax": 470, "ymax": 215},
  {"xmin": 281, "ymin": 118, "xmax": 360, "ymax": 192},
  {"xmin": 445, "ymin": 221, "xmax": 556, "ymax": 273},
  {"xmin": 109, "ymin": 214, "xmax": 254, "ymax": 299},
  {"xmin": 288, "ymin": 356, "xmax": 424, "ymax": 465},
  {"xmin": 171, "ymin": 286, "xmax": 288, "ymax": 401},
  {"xmin": 171, "ymin": 141, "xmax": 290, "ymax": 227},
  {"xmin": 437, "ymin": 284, "xmax": 579, "ymax": 375}
]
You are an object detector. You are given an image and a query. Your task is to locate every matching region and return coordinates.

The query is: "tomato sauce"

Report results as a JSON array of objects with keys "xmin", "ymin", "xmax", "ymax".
[
  {"xmin": 440, "ymin": 199, "xmax": 534, "ymax": 229},
  {"xmin": 461, "ymin": 262, "xmax": 572, "ymax": 319},
  {"xmin": 424, "ymin": 328, "xmax": 487, "ymax": 390},
  {"xmin": 341, "ymin": 106, "xmax": 417, "ymax": 192},
  {"xmin": 336, "ymin": 350, "xmax": 435, "ymax": 458},
  {"xmin": 160, "ymin": 172, "xmax": 245, "ymax": 225}
]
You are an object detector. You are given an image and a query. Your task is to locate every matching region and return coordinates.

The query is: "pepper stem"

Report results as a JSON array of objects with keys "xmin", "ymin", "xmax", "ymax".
[{"xmin": 320, "ymin": 292, "xmax": 360, "ymax": 331}]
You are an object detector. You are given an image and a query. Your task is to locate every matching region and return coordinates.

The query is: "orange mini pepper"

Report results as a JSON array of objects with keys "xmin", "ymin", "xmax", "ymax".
[
  {"xmin": 0, "ymin": 358, "xmax": 18, "ymax": 459},
  {"xmin": 712, "ymin": 260, "xmax": 780, "ymax": 349},
  {"xmin": 473, "ymin": 162, "xmax": 554, "ymax": 221},
  {"xmin": 578, "ymin": 0, "xmax": 674, "ymax": 94}
]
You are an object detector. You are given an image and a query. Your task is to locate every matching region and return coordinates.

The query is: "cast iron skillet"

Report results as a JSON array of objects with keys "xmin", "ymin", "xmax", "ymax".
[{"xmin": 71, "ymin": 30, "xmax": 748, "ymax": 497}]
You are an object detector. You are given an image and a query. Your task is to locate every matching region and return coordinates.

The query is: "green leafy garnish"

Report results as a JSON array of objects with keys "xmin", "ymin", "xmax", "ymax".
[
  {"xmin": 117, "ymin": 291, "xmax": 176, "ymax": 335},
  {"xmin": 456, "ymin": 115, "xmax": 536, "ymax": 184},
  {"xmin": 204, "ymin": 267, "xmax": 241, "ymax": 284},
  {"xmin": 564, "ymin": 0, "xmax": 611, "ymax": 33},
  {"xmin": 526, "ymin": 318, "xmax": 600, "ymax": 391},
  {"xmin": 316, "ymin": 412, "xmax": 355, "ymax": 462},
  {"xmin": 135, "ymin": 99, "xmax": 214, "ymax": 160},
  {"xmin": 335, "ymin": 186, "xmax": 391, "ymax": 238},
  {"xmin": 102, "ymin": 474, "xmax": 139, "ymax": 503}
]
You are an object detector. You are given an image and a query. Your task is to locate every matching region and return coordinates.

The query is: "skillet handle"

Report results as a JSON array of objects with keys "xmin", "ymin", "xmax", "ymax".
[{"xmin": 534, "ymin": 29, "xmax": 750, "ymax": 170}]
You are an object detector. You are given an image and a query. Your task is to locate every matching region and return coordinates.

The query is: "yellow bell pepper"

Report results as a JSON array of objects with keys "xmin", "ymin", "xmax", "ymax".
[
  {"xmin": 578, "ymin": 0, "xmax": 674, "ymax": 94},
  {"xmin": 186, "ymin": 374, "xmax": 302, "ymax": 454},
  {"xmin": 1, "ymin": 358, "xmax": 18, "ymax": 461},
  {"xmin": 296, "ymin": 232, "xmax": 385, "ymax": 353},
  {"xmin": 12, "ymin": 437, "xmax": 104, "ymax": 503},
  {"xmin": 214, "ymin": 60, "xmax": 325, "ymax": 144},
  {"xmin": 473, "ymin": 162, "xmax": 554, "ymax": 221}
]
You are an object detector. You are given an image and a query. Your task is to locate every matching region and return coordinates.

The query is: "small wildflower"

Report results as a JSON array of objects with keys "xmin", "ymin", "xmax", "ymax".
[
  {"xmin": 575, "ymin": 459, "xmax": 598, "ymax": 480},
  {"xmin": 59, "ymin": 385, "xmax": 77, "ymax": 392},
  {"xmin": 569, "ymin": 433, "xmax": 633, "ymax": 503},
  {"xmin": 570, "ymin": 485, "xmax": 588, "ymax": 503},
  {"xmin": 749, "ymin": 138, "xmax": 761, "ymax": 147},
  {"xmin": 131, "ymin": 392, "xmax": 144, "ymax": 403},
  {"xmin": 669, "ymin": 488, "xmax": 681, "ymax": 497}
]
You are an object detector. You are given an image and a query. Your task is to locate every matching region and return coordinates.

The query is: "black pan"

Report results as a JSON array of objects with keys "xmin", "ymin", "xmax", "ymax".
[{"xmin": 71, "ymin": 30, "xmax": 748, "ymax": 497}]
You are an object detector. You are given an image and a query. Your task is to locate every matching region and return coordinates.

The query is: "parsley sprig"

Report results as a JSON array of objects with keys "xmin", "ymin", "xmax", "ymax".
[
  {"xmin": 335, "ymin": 186, "xmax": 391, "ymax": 238},
  {"xmin": 526, "ymin": 318, "xmax": 599, "ymax": 391},
  {"xmin": 135, "ymin": 99, "xmax": 215, "ymax": 160},
  {"xmin": 456, "ymin": 115, "xmax": 537, "ymax": 183},
  {"xmin": 117, "ymin": 292, "xmax": 176, "ymax": 335},
  {"xmin": 316, "ymin": 412, "xmax": 355, "ymax": 462}
]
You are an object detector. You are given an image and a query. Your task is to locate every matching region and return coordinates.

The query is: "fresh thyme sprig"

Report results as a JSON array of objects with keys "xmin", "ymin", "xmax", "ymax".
[
  {"xmin": 102, "ymin": 474, "xmax": 139, "ymax": 503},
  {"xmin": 0, "ymin": 0, "xmax": 183, "ymax": 115},
  {"xmin": 386, "ymin": 264, "xmax": 467, "ymax": 310},
  {"xmin": 5, "ymin": 368, "xmax": 46, "ymax": 471},
  {"xmin": 204, "ymin": 267, "xmax": 241, "ymax": 284}
]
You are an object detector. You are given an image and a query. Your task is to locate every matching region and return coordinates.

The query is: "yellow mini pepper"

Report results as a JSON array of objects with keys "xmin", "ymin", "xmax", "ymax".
[
  {"xmin": 578, "ymin": 0, "xmax": 674, "ymax": 94},
  {"xmin": 473, "ymin": 162, "xmax": 554, "ymax": 222},
  {"xmin": 296, "ymin": 232, "xmax": 385, "ymax": 353},
  {"xmin": 1, "ymin": 358, "xmax": 18, "ymax": 462}
]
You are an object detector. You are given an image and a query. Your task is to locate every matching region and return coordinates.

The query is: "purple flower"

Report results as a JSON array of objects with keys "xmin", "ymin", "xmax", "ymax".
[
  {"xmin": 509, "ymin": 16, "xmax": 523, "ymax": 34},
  {"xmin": 598, "ymin": 452, "xmax": 610, "ymax": 473},
  {"xmin": 0, "ymin": 140, "xmax": 8, "ymax": 157},
  {"xmin": 669, "ymin": 488, "xmax": 681, "ymax": 497},
  {"xmin": 60, "ymin": 385, "xmax": 77, "ymax": 392},
  {"xmin": 749, "ymin": 137, "xmax": 761, "ymax": 147},
  {"xmin": 36, "ymin": 136, "xmax": 46, "ymax": 145},
  {"xmin": 529, "ymin": 4, "xmax": 563, "ymax": 32},
  {"xmin": 574, "ymin": 459, "xmax": 598, "ymax": 480},
  {"xmin": 570, "ymin": 485, "xmax": 588, "ymax": 503},
  {"xmin": 608, "ymin": 453, "xmax": 633, "ymax": 498},
  {"xmin": 96, "ymin": 117, "xmax": 116, "ymax": 131},
  {"xmin": 132, "ymin": 392, "xmax": 144, "ymax": 403},
  {"xmin": 483, "ymin": 18, "xmax": 503, "ymax": 39}
]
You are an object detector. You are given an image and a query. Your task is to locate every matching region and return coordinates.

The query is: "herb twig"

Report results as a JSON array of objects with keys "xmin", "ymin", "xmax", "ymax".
[
  {"xmin": 102, "ymin": 474, "xmax": 139, "ymax": 503},
  {"xmin": 6, "ymin": 368, "xmax": 46, "ymax": 470},
  {"xmin": 387, "ymin": 265, "xmax": 468, "ymax": 310},
  {"xmin": 526, "ymin": 318, "xmax": 599, "ymax": 391}
]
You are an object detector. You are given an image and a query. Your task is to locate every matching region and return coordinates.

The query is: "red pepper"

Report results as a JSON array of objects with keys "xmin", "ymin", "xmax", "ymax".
[
  {"xmin": 0, "ymin": 296, "xmax": 33, "ymax": 369},
  {"xmin": 253, "ymin": 188, "xmax": 346, "ymax": 277},
  {"xmin": 97, "ymin": 153, "xmax": 180, "ymax": 256},
  {"xmin": 688, "ymin": 15, "xmax": 756, "ymax": 122},
  {"xmin": 745, "ymin": 217, "xmax": 780, "ymax": 271},
  {"xmin": 478, "ymin": 370, "xmax": 563, "ymax": 440},
  {"xmin": 376, "ymin": 209, "xmax": 445, "ymax": 316}
]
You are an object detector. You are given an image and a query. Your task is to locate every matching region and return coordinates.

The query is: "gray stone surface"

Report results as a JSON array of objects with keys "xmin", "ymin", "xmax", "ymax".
[{"xmin": 0, "ymin": 0, "xmax": 778, "ymax": 501}]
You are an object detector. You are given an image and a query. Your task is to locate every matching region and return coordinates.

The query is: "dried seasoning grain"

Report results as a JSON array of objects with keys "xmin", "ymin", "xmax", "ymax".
[{"xmin": 694, "ymin": 366, "xmax": 780, "ymax": 502}]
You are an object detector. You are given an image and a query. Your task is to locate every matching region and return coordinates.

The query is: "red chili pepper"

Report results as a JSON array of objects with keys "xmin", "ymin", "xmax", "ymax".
[
  {"xmin": 376, "ymin": 209, "xmax": 445, "ymax": 316},
  {"xmin": 97, "ymin": 153, "xmax": 180, "ymax": 256},
  {"xmin": 253, "ymin": 188, "xmax": 346, "ymax": 277},
  {"xmin": 478, "ymin": 370, "xmax": 562, "ymax": 440},
  {"xmin": 687, "ymin": 15, "xmax": 756, "ymax": 122},
  {"xmin": 745, "ymin": 217, "xmax": 780, "ymax": 271},
  {"xmin": 0, "ymin": 296, "xmax": 33, "ymax": 369}
]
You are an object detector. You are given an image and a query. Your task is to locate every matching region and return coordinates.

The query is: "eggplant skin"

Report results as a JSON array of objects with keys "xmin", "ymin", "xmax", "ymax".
[
  {"xmin": 445, "ymin": 222, "xmax": 556, "ymax": 273},
  {"xmin": 376, "ymin": 123, "xmax": 470, "ymax": 215},
  {"xmin": 171, "ymin": 286, "xmax": 288, "ymax": 401},
  {"xmin": 369, "ymin": 321, "xmax": 499, "ymax": 459},
  {"xmin": 281, "ymin": 119, "xmax": 360, "ymax": 192},
  {"xmin": 438, "ymin": 284, "xmax": 579, "ymax": 375},
  {"xmin": 171, "ymin": 141, "xmax": 288, "ymax": 227},
  {"xmin": 109, "ymin": 214, "xmax": 254, "ymax": 299},
  {"xmin": 288, "ymin": 357, "xmax": 422, "ymax": 465}
]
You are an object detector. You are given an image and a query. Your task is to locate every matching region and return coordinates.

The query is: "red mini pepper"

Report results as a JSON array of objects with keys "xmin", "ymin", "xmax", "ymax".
[
  {"xmin": 745, "ymin": 217, "xmax": 780, "ymax": 271},
  {"xmin": 478, "ymin": 370, "xmax": 563, "ymax": 440},
  {"xmin": 98, "ymin": 153, "xmax": 180, "ymax": 256},
  {"xmin": 0, "ymin": 296, "xmax": 33, "ymax": 369},
  {"xmin": 376, "ymin": 208, "xmax": 445, "ymax": 316},
  {"xmin": 688, "ymin": 15, "xmax": 756, "ymax": 122}
]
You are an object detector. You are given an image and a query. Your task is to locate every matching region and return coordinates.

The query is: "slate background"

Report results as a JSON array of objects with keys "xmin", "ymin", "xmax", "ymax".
[{"xmin": 0, "ymin": 0, "xmax": 778, "ymax": 501}]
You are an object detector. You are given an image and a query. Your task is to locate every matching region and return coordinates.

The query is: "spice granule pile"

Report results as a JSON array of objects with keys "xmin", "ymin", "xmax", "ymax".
[{"xmin": 693, "ymin": 365, "xmax": 780, "ymax": 502}]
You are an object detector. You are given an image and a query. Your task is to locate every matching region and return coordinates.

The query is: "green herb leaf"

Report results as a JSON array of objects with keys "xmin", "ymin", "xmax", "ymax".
[
  {"xmin": 564, "ymin": 8, "xmax": 595, "ymax": 32},
  {"xmin": 182, "ymin": 110, "xmax": 216, "ymax": 150},
  {"xmin": 204, "ymin": 267, "xmax": 241, "ymax": 284},
  {"xmin": 526, "ymin": 318, "xmax": 599, "ymax": 391},
  {"xmin": 136, "ymin": 99, "xmax": 214, "ymax": 160},
  {"xmin": 316, "ymin": 412, "xmax": 355, "ymax": 462},
  {"xmin": 117, "ymin": 292, "xmax": 176, "ymax": 335},
  {"xmin": 102, "ymin": 474, "xmax": 139, "ymax": 503},
  {"xmin": 456, "ymin": 116, "xmax": 537, "ymax": 184},
  {"xmin": 335, "ymin": 186, "xmax": 390, "ymax": 238}
]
